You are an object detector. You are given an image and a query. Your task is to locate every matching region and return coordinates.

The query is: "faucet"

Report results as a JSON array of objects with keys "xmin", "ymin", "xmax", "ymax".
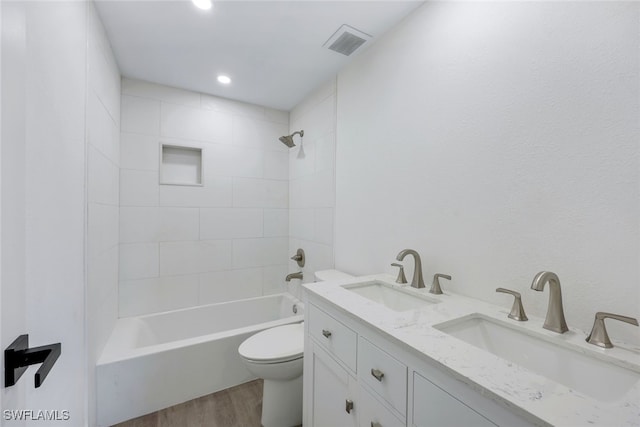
[
  {"xmin": 285, "ymin": 272, "xmax": 303, "ymax": 282},
  {"xmin": 396, "ymin": 249, "xmax": 425, "ymax": 288},
  {"xmin": 530, "ymin": 271, "xmax": 568, "ymax": 333}
]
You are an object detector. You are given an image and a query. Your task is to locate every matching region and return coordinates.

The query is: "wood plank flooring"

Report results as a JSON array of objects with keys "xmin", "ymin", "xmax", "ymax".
[{"xmin": 113, "ymin": 379, "xmax": 263, "ymax": 427}]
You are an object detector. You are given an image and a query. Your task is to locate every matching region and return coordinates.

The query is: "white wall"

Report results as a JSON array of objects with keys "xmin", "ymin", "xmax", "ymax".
[
  {"xmin": 335, "ymin": 2, "xmax": 640, "ymax": 344},
  {"xmin": 86, "ymin": 2, "xmax": 120, "ymax": 425},
  {"xmin": 1, "ymin": 1, "xmax": 28, "ymax": 420},
  {"xmin": 287, "ymin": 78, "xmax": 337, "ymax": 297},
  {"xmin": 119, "ymin": 79, "xmax": 290, "ymax": 317}
]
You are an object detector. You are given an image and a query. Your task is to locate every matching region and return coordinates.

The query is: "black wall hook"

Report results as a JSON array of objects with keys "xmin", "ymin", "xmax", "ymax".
[{"xmin": 4, "ymin": 335, "xmax": 61, "ymax": 388}]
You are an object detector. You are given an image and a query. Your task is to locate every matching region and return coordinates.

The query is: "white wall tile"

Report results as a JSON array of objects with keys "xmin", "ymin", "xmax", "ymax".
[
  {"xmin": 159, "ymin": 177, "xmax": 232, "ymax": 207},
  {"xmin": 198, "ymin": 268, "xmax": 263, "ymax": 304},
  {"xmin": 314, "ymin": 208, "xmax": 334, "ymax": 245},
  {"xmin": 121, "ymin": 95, "xmax": 160, "ymax": 135},
  {"xmin": 233, "ymin": 238, "xmax": 287, "ymax": 269},
  {"xmin": 159, "ymin": 240, "xmax": 233, "ymax": 276},
  {"xmin": 122, "ymin": 78, "xmax": 201, "ymax": 108},
  {"xmin": 289, "ymin": 76, "xmax": 336, "ymax": 125},
  {"xmin": 315, "ymin": 132, "xmax": 336, "ymax": 172},
  {"xmin": 88, "ymin": 146, "xmax": 119, "ymax": 205},
  {"xmin": 289, "ymin": 140, "xmax": 316, "ymax": 179},
  {"xmin": 120, "ymin": 207, "xmax": 159, "ymax": 243},
  {"xmin": 263, "ymin": 237, "xmax": 289, "ymax": 266},
  {"xmin": 262, "ymin": 265, "xmax": 288, "ymax": 295},
  {"xmin": 88, "ymin": 203, "xmax": 119, "ymax": 257},
  {"xmin": 264, "ymin": 108, "xmax": 289, "ymax": 125},
  {"xmin": 88, "ymin": 91, "xmax": 119, "ymax": 164},
  {"xmin": 233, "ymin": 116, "xmax": 288, "ymax": 151},
  {"xmin": 120, "ymin": 169, "xmax": 159, "ymax": 207},
  {"xmin": 159, "ymin": 207, "xmax": 199, "ymax": 241},
  {"xmin": 264, "ymin": 150, "xmax": 289, "ymax": 180},
  {"xmin": 201, "ymin": 94, "xmax": 265, "ymax": 119},
  {"xmin": 119, "ymin": 275, "xmax": 199, "ymax": 317},
  {"xmin": 119, "ymin": 242, "xmax": 159, "ymax": 280},
  {"xmin": 289, "ymin": 208, "xmax": 314, "ymax": 240},
  {"xmin": 232, "ymin": 239, "xmax": 264, "ymax": 269},
  {"xmin": 200, "ymin": 208, "xmax": 263, "ymax": 240},
  {"xmin": 233, "ymin": 178, "xmax": 288, "ymax": 208},
  {"xmin": 205, "ymin": 144, "xmax": 264, "ymax": 178},
  {"xmin": 161, "ymin": 102, "xmax": 232, "ymax": 143},
  {"xmin": 264, "ymin": 209, "xmax": 288, "ymax": 237},
  {"xmin": 120, "ymin": 132, "xmax": 159, "ymax": 171}
]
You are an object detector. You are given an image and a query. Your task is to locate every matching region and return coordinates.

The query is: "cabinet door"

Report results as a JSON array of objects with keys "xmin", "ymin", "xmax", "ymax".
[
  {"xmin": 412, "ymin": 372, "xmax": 496, "ymax": 427},
  {"xmin": 311, "ymin": 346, "xmax": 357, "ymax": 427}
]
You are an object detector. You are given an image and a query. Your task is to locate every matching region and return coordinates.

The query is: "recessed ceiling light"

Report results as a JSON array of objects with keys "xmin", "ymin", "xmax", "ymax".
[
  {"xmin": 192, "ymin": 0, "xmax": 212, "ymax": 11},
  {"xmin": 217, "ymin": 75, "xmax": 231, "ymax": 85}
]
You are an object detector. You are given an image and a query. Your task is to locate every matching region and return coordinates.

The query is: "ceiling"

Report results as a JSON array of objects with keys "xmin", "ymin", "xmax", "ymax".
[{"xmin": 95, "ymin": 1, "xmax": 423, "ymax": 111}]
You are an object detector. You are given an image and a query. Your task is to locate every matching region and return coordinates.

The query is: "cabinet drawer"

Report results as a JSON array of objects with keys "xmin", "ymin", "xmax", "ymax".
[
  {"xmin": 308, "ymin": 304, "xmax": 357, "ymax": 371},
  {"xmin": 358, "ymin": 337, "xmax": 407, "ymax": 417},
  {"xmin": 412, "ymin": 372, "xmax": 496, "ymax": 427},
  {"xmin": 358, "ymin": 385, "xmax": 405, "ymax": 427}
]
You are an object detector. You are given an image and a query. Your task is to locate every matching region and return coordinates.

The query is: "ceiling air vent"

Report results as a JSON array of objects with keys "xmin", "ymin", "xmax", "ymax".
[{"xmin": 323, "ymin": 24, "xmax": 372, "ymax": 57}]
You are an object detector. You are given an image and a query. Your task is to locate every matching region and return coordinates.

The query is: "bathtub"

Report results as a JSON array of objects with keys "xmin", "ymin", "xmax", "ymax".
[{"xmin": 96, "ymin": 293, "xmax": 303, "ymax": 426}]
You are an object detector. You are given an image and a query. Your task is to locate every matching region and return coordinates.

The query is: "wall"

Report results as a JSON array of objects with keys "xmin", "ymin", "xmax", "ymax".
[
  {"xmin": 287, "ymin": 78, "xmax": 337, "ymax": 297},
  {"xmin": 1, "ymin": 1, "xmax": 27, "ymax": 420},
  {"xmin": 0, "ymin": 1, "xmax": 90, "ymax": 424},
  {"xmin": 86, "ymin": 2, "xmax": 120, "ymax": 425},
  {"xmin": 335, "ymin": 2, "xmax": 640, "ymax": 344},
  {"xmin": 119, "ymin": 79, "xmax": 290, "ymax": 317}
]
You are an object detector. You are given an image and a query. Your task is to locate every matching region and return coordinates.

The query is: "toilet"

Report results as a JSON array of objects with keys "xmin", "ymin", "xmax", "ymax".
[
  {"xmin": 238, "ymin": 322, "xmax": 304, "ymax": 427},
  {"xmin": 238, "ymin": 270, "xmax": 354, "ymax": 427}
]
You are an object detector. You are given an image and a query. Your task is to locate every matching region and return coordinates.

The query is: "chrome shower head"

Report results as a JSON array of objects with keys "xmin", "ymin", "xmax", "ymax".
[{"xmin": 279, "ymin": 130, "xmax": 304, "ymax": 148}]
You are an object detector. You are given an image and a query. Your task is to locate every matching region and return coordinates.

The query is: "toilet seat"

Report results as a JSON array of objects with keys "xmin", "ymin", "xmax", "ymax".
[{"xmin": 239, "ymin": 322, "xmax": 304, "ymax": 364}]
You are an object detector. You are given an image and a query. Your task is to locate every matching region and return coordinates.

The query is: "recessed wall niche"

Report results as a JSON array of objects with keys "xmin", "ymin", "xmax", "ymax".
[{"xmin": 160, "ymin": 144, "xmax": 203, "ymax": 186}]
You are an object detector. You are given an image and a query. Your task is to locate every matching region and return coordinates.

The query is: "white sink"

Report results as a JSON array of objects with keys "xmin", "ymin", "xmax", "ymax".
[
  {"xmin": 342, "ymin": 281, "xmax": 439, "ymax": 312},
  {"xmin": 434, "ymin": 314, "xmax": 640, "ymax": 402}
]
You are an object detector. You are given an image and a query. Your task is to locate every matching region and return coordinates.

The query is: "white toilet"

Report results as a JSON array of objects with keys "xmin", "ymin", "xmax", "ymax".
[
  {"xmin": 238, "ymin": 322, "xmax": 304, "ymax": 427},
  {"xmin": 238, "ymin": 271, "xmax": 354, "ymax": 427}
]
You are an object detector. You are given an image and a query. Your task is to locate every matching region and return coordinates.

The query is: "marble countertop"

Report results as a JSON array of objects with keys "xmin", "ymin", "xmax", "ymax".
[{"xmin": 303, "ymin": 274, "xmax": 640, "ymax": 427}]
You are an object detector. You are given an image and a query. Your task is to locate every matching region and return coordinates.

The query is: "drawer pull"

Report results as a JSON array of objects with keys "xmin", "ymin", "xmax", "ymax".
[
  {"xmin": 371, "ymin": 422, "xmax": 382, "ymax": 427},
  {"xmin": 345, "ymin": 399, "xmax": 354, "ymax": 414},
  {"xmin": 371, "ymin": 368, "xmax": 385, "ymax": 381},
  {"xmin": 322, "ymin": 329, "xmax": 332, "ymax": 338}
]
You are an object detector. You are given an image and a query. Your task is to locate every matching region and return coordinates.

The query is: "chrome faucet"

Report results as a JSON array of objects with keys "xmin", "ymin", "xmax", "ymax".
[
  {"xmin": 586, "ymin": 312, "xmax": 638, "ymax": 348},
  {"xmin": 285, "ymin": 272, "xmax": 303, "ymax": 282},
  {"xmin": 530, "ymin": 271, "xmax": 568, "ymax": 333},
  {"xmin": 396, "ymin": 249, "xmax": 425, "ymax": 288}
]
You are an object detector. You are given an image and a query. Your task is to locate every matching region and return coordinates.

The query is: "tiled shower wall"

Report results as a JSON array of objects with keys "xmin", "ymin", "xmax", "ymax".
[
  {"xmin": 287, "ymin": 78, "xmax": 337, "ymax": 297},
  {"xmin": 86, "ymin": 2, "xmax": 121, "ymax": 424},
  {"xmin": 119, "ymin": 79, "xmax": 290, "ymax": 317}
]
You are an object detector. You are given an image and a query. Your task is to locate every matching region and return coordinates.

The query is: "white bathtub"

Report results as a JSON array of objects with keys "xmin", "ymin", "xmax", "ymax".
[{"xmin": 96, "ymin": 293, "xmax": 303, "ymax": 426}]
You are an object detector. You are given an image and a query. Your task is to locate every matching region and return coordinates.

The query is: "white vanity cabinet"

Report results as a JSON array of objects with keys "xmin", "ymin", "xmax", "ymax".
[{"xmin": 304, "ymin": 298, "xmax": 534, "ymax": 427}]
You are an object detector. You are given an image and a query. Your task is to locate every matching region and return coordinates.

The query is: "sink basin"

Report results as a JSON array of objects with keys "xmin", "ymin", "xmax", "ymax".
[
  {"xmin": 342, "ymin": 281, "xmax": 438, "ymax": 312},
  {"xmin": 434, "ymin": 314, "xmax": 640, "ymax": 402}
]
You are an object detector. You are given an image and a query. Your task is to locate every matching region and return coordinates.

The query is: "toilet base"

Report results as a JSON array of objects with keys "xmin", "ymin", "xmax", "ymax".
[{"xmin": 261, "ymin": 374, "xmax": 303, "ymax": 427}]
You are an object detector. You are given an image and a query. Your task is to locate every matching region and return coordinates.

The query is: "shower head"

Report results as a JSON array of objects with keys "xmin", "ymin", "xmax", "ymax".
[{"xmin": 279, "ymin": 130, "xmax": 304, "ymax": 148}]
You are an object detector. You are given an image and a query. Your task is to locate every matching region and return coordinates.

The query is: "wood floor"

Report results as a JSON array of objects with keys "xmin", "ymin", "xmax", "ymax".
[{"xmin": 113, "ymin": 379, "xmax": 264, "ymax": 427}]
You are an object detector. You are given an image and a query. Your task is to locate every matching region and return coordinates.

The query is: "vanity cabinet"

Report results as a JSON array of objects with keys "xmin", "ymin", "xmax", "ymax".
[
  {"xmin": 412, "ymin": 372, "xmax": 495, "ymax": 427},
  {"xmin": 304, "ymin": 299, "xmax": 533, "ymax": 427}
]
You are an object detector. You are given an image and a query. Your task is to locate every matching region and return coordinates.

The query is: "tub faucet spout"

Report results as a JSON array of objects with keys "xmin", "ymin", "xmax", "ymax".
[
  {"xmin": 286, "ymin": 272, "xmax": 303, "ymax": 282},
  {"xmin": 531, "ymin": 271, "xmax": 568, "ymax": 333},
  {"xmin": 396, "ymin": 249, "xmax": 425, "ymax": 288}
]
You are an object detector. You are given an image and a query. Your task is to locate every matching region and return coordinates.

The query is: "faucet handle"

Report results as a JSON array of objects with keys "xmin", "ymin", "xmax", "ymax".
[
  {"xmin": 390, "ymin": 263, "xmax": 407, "ymax": 284},
  {"xmin": 496, "ymin": 288, "xmax": 528, "ymax": 321},
  {"xmin": 586, "ymin": 312, "xmax": 639, "ymax": 348},
  {"xmin": 430, "ymin": 274, "xmax": 451, "ymax": 295}
]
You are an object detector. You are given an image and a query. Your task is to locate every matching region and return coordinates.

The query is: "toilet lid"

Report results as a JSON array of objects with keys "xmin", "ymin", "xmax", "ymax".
[{"xmin": 239, "ymin": 322, "xmax": 304, "ymax": 363}]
